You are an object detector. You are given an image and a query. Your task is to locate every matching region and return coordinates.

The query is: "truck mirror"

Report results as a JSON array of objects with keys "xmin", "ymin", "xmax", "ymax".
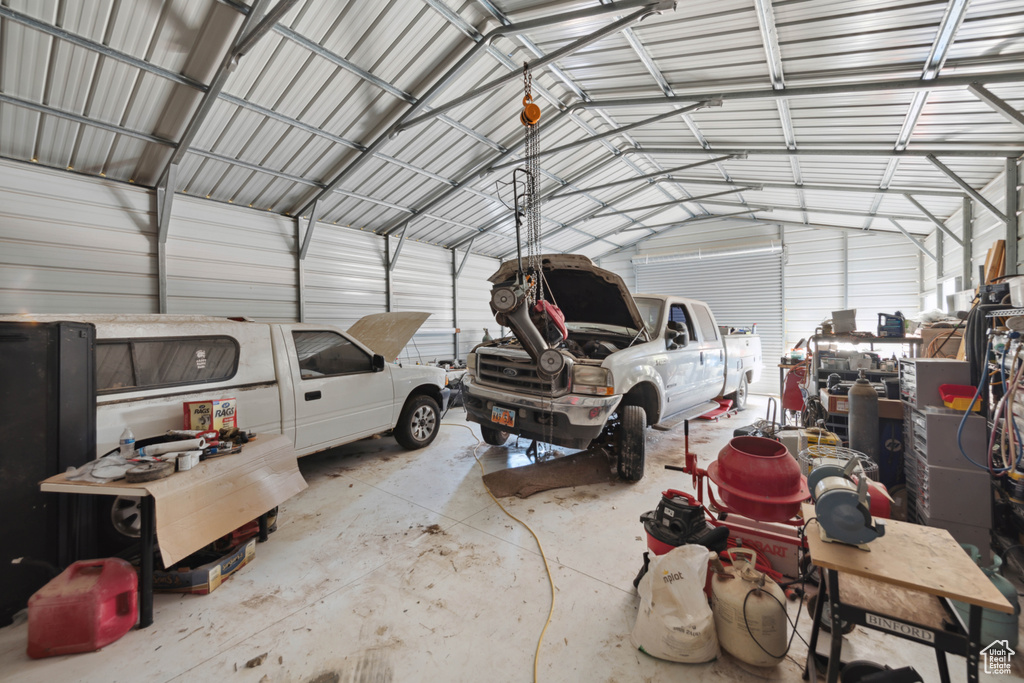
[{"xmin": 372, "ymin": 354, "xmax": 386, "ymax": 372}]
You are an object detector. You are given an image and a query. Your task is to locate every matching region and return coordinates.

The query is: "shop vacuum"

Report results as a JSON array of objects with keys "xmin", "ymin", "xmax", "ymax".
[{"xmin": 633, "ymin": 489, "xmax": 729, "ymax": 589}]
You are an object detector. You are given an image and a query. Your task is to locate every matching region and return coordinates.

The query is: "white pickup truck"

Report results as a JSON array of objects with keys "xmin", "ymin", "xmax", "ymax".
[
  {"xmin": 1, "ymin": 313, "xmax": 450, "ymax": 456},
  {"xmin": 462, "ymin": 254, "xmax": 761, "ymax": 481}
]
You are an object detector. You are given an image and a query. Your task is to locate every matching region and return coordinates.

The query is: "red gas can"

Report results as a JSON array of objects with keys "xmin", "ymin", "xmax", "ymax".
[{"xmin": 27, "ymin": 558, "xmax": 137, "ymax": 658}]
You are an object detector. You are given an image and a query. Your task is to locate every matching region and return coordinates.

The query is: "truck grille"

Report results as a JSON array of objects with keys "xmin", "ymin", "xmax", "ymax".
[{"xmin": 477, "ymin": 353, "xmax": 568, "ymax": 396}]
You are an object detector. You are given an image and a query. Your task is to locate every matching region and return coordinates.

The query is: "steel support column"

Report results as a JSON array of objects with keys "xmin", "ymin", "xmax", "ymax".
[
  {"xmin": 296, "ymin": 218, "xmax": 307, "ymax": 323},
  {"xmin": 452, "ymin": 250, "xmax": 459, "ymax": 361},
  {"xmin": 156, "ymin": 165, "xmax": 178, "ymax": 314},
  {"xmin": 936, "ymin": 229, "xmax": 945, "ymax": 279},
  {"xmin": 963, "ymin": 197, "xmax": 973, "ymax": 288},
  {"xmin": 843, "ymin": 232, "xmax": 849, "ymax": 308},
  {"xmin": 1008, "ymin": 159, "xmax": 1019, "ymax": 276},
  {"xmin": 385, "ymin": 235, "xmax": 393, "ymax": 312}
]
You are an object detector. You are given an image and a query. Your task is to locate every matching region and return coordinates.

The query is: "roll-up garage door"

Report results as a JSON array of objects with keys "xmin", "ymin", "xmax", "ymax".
[{"xmin": 635, "ymin": 252, "xmax": 783, "ymax": 396}]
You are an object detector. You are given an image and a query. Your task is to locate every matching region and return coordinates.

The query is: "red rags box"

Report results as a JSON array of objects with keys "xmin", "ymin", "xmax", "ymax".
[{"xmin": 183, "ymin": 398, "xmax": 237, "ymax": 431}]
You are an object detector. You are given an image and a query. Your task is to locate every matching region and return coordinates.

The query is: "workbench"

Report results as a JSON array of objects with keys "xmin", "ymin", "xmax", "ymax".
[
  {"xmin": 39, "ymin": 435, "xmax": 306, "ymax": 628},
  {"xmin": 800, "ymin": 503, "xmax": 1013, "ymax": 682}
]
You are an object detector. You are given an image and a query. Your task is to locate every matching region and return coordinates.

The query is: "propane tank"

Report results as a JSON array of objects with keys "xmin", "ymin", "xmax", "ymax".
[
  {"xmin": 710, "ymin": 548, "xmax": 787, "ymax": 667},
  {"xmin": 848, "ymin": 369, "xmax": 879, "ymax": 461}
]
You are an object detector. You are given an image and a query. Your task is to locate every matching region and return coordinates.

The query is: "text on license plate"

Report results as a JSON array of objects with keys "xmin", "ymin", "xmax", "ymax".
[{"xmin": 491, "ymin": 406, "xmax": 515, "ymax": 428}]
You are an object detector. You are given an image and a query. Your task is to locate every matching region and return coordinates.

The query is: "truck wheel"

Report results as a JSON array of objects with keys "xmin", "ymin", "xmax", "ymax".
[
  {"xmin": 395, "ymin": 395, "xmax": 440, "ymax": 450},
  {"xmin": 480, "ymin": 426, "xmax": 509, "ymax": 446},
  {"xmin": 617, "ymin": 405, "xmax": 646, "ymax": 482},
  {"xmin": 730, "ymin": 373, "xmax": 749, "ymax": 410}
]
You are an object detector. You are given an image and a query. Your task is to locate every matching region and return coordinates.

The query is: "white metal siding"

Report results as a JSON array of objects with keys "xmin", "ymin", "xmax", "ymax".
[
  {"xmin": 165, "ymin": 197, "xmax": 298, "ymax": 321},
  {"xmin": 304, "ymin": 225, "xmax": 387, "ymax": 327},
  {"xmin": 783, "ymin": 227, "xmax": 844, "ymax": 348},
  {"xmin": 847, "ymin": 232, "xmax": 920, "ymax": 332},
  {"xmin": 635, "ymin": 253, "xmax": 783, "ymax": 396},
  {"xmin": 456, "ymin": 252, "xmax": 501, "ymax": 358},
  {"xmin": 0, "ymin": 158, "xmax": 157, "ymax": 313},
  {"xmin": 392, "ymin": 240, "xmax": 454, "ymax": 364}
]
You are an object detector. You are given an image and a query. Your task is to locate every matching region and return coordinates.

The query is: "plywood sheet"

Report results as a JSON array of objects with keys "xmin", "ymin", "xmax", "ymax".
[
  {"xmin": 801, "ymin": 503, "xmax": 1012, "ymax": 614},
  {"xmin": 41, "ymin": 435, "xmax": 307, "ymax": 566}
]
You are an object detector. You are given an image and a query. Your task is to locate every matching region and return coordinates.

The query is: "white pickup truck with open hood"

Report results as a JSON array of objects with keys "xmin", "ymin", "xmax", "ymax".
[{"xmin": 462, "ymin": 254, "xmax": 761, "ymax": 481}]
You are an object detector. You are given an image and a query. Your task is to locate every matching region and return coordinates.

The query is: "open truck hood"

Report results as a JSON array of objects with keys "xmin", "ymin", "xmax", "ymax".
[
  {"xmin": 347, "ymin": 312, "xmax": 430, "ymax": 362},
  {"xmin": 489, "ymin": 254, "xmax": 645, "ymax": 332}
]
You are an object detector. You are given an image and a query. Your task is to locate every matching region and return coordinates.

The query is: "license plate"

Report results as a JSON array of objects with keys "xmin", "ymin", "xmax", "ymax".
[{"xmin": 491, "ymin": 406, "xmax": 515, "ymax": 428}]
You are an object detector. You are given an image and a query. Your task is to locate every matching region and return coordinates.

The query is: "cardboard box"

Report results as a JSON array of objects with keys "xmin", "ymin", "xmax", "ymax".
[
  {"xmin": 152, "ymin": 538, "xmax": 256, "ymax": 594},
  {"xmin": 832, "ymin": 309, "xmax": 857, "ymax": 334},
  {"xmin": 920, "ymin": 325, "xmax": 963, "ymax": 358},
  {"xmin": 183, "ymin": 398, "xmax": 237, "ymax": 431},
  {"xmin": 819, "ymin": 389, "xmax": 904, "ymax": 420}
]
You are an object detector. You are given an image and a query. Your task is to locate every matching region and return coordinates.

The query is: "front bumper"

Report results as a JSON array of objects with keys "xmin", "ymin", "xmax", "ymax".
[{"xmin": 462, "ymin": 375, "xmax": 621, "ymax": 449}]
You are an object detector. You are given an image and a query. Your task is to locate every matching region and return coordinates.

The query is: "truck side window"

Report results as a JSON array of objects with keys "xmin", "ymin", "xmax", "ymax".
[
  {"xmin": 293, "ymin": 331, "xmax": 372, "ymax": 378},
  {"xmin": 692, "ymin": 305, "xmax": 719, "ymax": 341},
  {"xmin": 96, "ymin": 337, "xmax": 239, "ymax": 394},
  {"xmin": 668, "ymin": 304, "xmax": 696, "ymax": 340}
]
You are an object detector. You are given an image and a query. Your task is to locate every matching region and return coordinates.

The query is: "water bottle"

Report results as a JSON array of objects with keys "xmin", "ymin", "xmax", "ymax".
[{"xmin": 119, "ymin": 428, "xmax": 135, "ymax": 458}]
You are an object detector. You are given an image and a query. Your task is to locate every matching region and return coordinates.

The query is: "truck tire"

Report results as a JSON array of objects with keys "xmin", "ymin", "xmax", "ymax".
[
  {"xmin": 480, "ymin": 425, "xmax": 509, "ymax": 446},
  {"xmin": 617, "ymin": 404, "xmax": 646, "ymax": 482},
  {"xmin": 395, "ymin": 395, "xmax": 440, "ymax": 450},
  {"xmin": 729, "ymin": 373, "xmax": 749, "ymax": 410}
]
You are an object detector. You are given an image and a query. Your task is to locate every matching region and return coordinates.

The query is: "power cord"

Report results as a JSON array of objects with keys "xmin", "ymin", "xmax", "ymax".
[{"xmin": 442, "ymin": 422, "xmax": 556, "ymax": 683}]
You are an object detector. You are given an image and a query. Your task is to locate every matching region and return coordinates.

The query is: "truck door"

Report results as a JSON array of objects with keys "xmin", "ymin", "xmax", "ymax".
[
  {"xmin": 289, "ymin": 330, "xmax": 394, "ymax": 451},
  {"xmin": 661, "ymin": 303, "xmax": 704, "ymax": 412},
  {"xmin": 690, "ymin": 303, "xmax": 726, "ymax": 400}
]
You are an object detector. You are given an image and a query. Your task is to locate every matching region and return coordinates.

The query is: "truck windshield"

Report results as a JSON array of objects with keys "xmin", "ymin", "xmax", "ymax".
[{"xmin": 632, "ymin": 297, "xmax": 663, "ymax": 337}]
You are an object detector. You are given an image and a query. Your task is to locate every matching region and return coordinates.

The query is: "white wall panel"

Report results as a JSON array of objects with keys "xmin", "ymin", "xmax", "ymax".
[
  {"xmin": 165, "ymin": 197, "xmax": 298, "ymax": 321},
  {"xmin": 784, "ymin": 226, "xmax": 845, "ymax": 348},
  {"xmin": 847, "ymin": 232, "xmax": 920, "ymax": 332},
  {"xmin": 635, "ymin": 253, "xmax": 783, "ymax": 396},
  {"xmin": 392, "ymin": 240, "xmax": 455, "ymax": 364},
  {"xmin": 456, "ymin": 252, "xmax": 501, "ymax": 358},
  {"xmin": 0, "ymin": 158, "xmax": 157, "ymax": 313},
  {"xmin": 304, "ymin": 226, "xmax": 387, "ymax": 327}
]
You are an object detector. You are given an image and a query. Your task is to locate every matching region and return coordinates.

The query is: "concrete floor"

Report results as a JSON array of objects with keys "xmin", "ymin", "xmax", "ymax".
[{"xmin": 1, "ymin": 395, "xmax": 1021, "ymax": 682}]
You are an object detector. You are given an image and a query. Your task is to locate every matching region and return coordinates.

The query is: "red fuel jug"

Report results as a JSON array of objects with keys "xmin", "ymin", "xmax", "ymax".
[{"xmin": 27, "ymin": 558, "xmax": 137, "ymax": 658}]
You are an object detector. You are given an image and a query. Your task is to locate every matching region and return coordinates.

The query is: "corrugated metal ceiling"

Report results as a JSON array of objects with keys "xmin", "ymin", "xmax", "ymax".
[{"xmin": 0, "ymin": 0, "xmax": 1021, "ymax": 262}]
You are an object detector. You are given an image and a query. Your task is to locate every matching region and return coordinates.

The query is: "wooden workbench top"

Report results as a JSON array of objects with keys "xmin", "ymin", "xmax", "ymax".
[{"xmin": 801, "ymin": 503, "xmax": 1013, "ymax": 614}]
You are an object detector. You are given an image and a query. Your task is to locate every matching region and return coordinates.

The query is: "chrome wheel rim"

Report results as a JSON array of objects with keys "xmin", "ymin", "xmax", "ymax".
[{"xmin": 411, "ymin": 405, "xmax": 436, "ymax": 441}]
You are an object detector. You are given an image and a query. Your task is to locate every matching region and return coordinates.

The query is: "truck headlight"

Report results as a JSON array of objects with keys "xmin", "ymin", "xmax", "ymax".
[
  {"xmin": 466, "ymin": 352, "xmax": 477, "ymax": 377},
  {"xmin": 573, "ymin": 366, "xmax": 613, "ymax": 396}
]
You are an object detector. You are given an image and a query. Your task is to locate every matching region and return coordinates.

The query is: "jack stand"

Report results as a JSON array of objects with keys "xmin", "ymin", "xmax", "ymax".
[{"xmin": 526, "ymin": 439, "xmax": 539, "ymax": 461}]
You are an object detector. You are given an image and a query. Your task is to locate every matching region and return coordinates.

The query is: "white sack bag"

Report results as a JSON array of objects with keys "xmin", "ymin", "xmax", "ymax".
[{"xmin": 630, "ymin": 544, "xmax": 719, "ymax": 663}]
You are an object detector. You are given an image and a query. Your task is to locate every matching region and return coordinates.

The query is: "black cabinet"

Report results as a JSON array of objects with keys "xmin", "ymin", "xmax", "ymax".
[{"xmin": 0, "ymin": 321, "xmax": 97, "ymax": 625}]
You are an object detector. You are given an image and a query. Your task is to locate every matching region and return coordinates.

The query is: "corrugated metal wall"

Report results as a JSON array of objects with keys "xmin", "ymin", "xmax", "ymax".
[
  {"xmin": 457, "ymin": 252, "xmax": 502, "ymax": 358},
  {"xmin": 921, "ymin": 162, "xmax": 1022, "ymax": 309},
  {"xmin": 166, "ymin": 196, "xmax": 298, "ymax": 321},
  {"xmin": 635, "ymin": 253, "xmax": 783, "ymax": 396},
  {"xmin": 783, "ymin": 227, "xmax": 844, "ymax": 347},
  {"xmin": 303, "ymin": 225, "xmax": 387, "ymax": 327},
  {"xmin": 0, "ymin": 158, "xmax": 500, "ymax": 365},
  {"xmin": 0, "ymin": 159, "xmax": 157, "ymax": 313}
]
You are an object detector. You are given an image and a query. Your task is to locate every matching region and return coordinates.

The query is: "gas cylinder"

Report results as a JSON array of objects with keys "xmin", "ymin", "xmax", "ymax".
[
  {"xmin": 848, "ymin": 369, "xmax": 879, "ymax": 461},
  {"xmin": 710, "ymin": 548, "xmax": 787, "ymax": 667}
]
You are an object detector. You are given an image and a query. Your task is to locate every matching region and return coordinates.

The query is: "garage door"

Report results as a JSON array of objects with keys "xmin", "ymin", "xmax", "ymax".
[{"xmin": 635, "ymin": 252, "xmax": 783, "ymax": 396}]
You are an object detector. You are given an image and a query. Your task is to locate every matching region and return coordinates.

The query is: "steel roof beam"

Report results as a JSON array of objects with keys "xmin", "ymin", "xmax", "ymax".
[
  {"xmin": 678, "ymin": 198, "xmax": 933, "ymax": 224},
  {"xmin": 396, "ymin": 2, "xmax": 674, "ymax": 133},
  {"xmin": 164, "ymin": 0, "xmax": 279, "ymax": 173},
  {"xmin": 0, "ymin": 94, "xmax": 176, "ymax": 148},
  {"xmin": 653, "ymin": 174, "xmax": 964, "ymax": 198},
  {"xmin": 0, "ymin": 5, "xmax": 208, "ymax": 91},
  {"xmin": 548, "ymin": 156, "xmax": 741, "ymax": 198},
  {"xmin": 635, "ymin": 146, "xmax": 1020, "ymax": 158},
  {"xmin": 292, "ymin": 0, "xmax": 663, "ymax": 219},
  {"xmin": 577, "ymin": 70, "xmax": 1024, "ymax": 110},
  {"xmin": 968, "ymin": 83, "xmax": 1024, "ymax": 131},
  {"xmin": 583, "ymin": 188, "xmax": 758, "ymax": 219},
  {"xmin": 926, "ymin": 155, "xmax": 1008, "ymax": 223},
  {"xmin": 486, "ymin": 100, "xmax": 719, "ymax": 172},
  {"xmin": 903, "ymin": 194, "xmax": 964, "ymax": 246}
]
